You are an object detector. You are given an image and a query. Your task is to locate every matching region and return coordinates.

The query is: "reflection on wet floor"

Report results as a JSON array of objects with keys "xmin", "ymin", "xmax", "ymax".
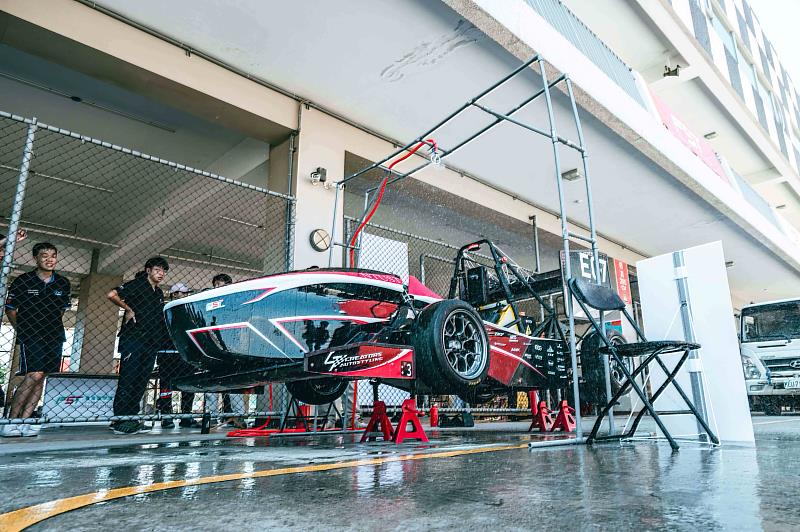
[{"xmin": 0, "ymin": 418, "xmax": 798, "ymax": 530}]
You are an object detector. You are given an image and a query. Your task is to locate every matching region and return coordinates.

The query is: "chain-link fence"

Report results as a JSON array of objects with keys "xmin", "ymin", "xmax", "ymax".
[
  {"xmin": 343, "ymin": 216, "xmax": 564, "ymax": 420},
  {"xmin": 0, "ymin": 111, "xmax": 294, "ymax": 431}
]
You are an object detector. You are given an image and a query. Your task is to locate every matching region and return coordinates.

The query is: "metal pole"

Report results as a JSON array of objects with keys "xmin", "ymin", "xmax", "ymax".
[
  {"xmin": 328, "ymin": 184, "xmax": 341, "ymax": 267},
  {"xmin": 539, "ymin": 61, "xmax": 582, "ymax": 439},
  {"xmin": 354, "ymin": 190, "xmax": 370, "ymax": 268},
  {"xmin": 530, "ymin": 215, "xmax": 541, "ymax": 274},
  {"xmin": 382, "ymin": 75, "xmax": 568, "ymax": 188},
  {"xmin": 340, "ymin": 55, "xmax": 541, "ymax": 185},
  {"xmin": 565, "ymin": 78, "xmax": 600, "ymax": 276},
  {"xmin": 0, "ymin": 118, "xmax": 37, "ymax": 314},
  {"xmin": 285, "ymin": 199, "xmax": 295, "ymax": 272},
  {"xmin": 672, "ymin": 250, "xmax": 710, "ymax": 440},
  {"xmin": 565, "ymin": 77, "xmax": 616, "ymax": 435}
]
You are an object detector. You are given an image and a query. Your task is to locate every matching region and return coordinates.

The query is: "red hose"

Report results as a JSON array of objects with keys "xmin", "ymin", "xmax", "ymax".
[{"xmin": 348, "ymin": 139, "xmax": 437, "ymax": 266}]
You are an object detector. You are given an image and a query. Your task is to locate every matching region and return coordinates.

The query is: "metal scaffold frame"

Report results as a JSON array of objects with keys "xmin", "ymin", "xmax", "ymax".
[{"xmin": 332, "ymin": 55, "xmax": 609, "ymax": 441}]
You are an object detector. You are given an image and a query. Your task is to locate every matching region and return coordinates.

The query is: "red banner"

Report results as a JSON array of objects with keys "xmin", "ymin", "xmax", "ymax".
[
  {"xmin": 613, "ymin": 259, "xmax": 632, "ymax": 306},
  {"xmin": 650, "ymin": 92, "xmax": 729, "ymax": 184}
]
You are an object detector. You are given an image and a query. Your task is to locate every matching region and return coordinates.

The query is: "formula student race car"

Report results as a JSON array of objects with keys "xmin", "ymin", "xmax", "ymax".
[{"xmin": 163, "ymin": 241, "xmax": 569, "ymax": 405}]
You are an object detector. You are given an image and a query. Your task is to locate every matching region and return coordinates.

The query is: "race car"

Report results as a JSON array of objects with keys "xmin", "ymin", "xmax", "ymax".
[{"xmin": 163, "ymin": 255, "xmax": 568, "ymax": 405}]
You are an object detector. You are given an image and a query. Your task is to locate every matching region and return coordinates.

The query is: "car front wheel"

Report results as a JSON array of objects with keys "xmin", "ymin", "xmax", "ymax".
[{"xmin": 412, "ymin": 299, "xmax": 490, "ymax": 396}]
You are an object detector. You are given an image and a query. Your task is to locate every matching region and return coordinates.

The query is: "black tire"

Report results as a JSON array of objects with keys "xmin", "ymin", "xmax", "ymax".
[
  {"xmin": 412, "ymin": 299, "xmax": 490, "ymax": 396},
  {"xmin": 580, "ymin": 330, "xmax": 628, "ymax": 403},
  {"xmin": 285, "ymin": 378, "xmax": 348, "ymax": 405},
  {"xmin": 459, "ymin": 387, "xmax": 497, "ymax": 405},
  {"xmin": 763, "ymin": 399, "xmax": 782, "ymax": 416}
]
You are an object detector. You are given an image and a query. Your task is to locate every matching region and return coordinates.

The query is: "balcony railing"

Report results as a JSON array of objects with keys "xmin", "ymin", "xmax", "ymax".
[{"xmin": 524, "ymin": 0, "xmax": 647, "ymax": 108}]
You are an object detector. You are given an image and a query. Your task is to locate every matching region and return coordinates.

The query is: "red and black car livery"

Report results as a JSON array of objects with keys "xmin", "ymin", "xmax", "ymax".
[{"xmin": 164, "ymin": 265, "xmax": 567, "ymax": 405}]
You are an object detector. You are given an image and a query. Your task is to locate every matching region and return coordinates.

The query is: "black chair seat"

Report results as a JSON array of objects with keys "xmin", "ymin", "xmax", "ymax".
[{"xmin": 599, "ymin": 340, "xmax": 700, "ymax": 358}]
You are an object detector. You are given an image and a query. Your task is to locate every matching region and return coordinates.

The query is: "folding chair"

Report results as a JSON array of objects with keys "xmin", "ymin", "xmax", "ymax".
[{"xmin": 568, "ymin": 278, "xmax": 719, "ymax": 451}]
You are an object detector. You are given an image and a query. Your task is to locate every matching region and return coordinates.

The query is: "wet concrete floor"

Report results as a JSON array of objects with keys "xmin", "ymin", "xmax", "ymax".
[{"xmin": 0, "ymin": 416, "xmax": 798, "ymax": 531}]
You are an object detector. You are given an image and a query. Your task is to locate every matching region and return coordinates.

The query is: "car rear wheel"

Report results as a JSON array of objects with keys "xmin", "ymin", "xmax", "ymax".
[
  {"xmin": 413, "ymin": 299, "xmax": 490, "ymax": 396},
  {"xmin": 286, "ymin": 378, "xmax": 349, "ymax": 405},
  {"xmin": 580, "ymin": 330, "xmax": 628, "ymax": 404},
  {"xmin": 458, "ymin": 386, "xmax": 497, "ymax": 405}
]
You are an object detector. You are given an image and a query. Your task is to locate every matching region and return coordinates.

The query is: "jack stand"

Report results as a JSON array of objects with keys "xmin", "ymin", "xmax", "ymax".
[
  {"xmin": 528, "ymin": 400, "xmax": 554, "ymax": 432},
  {"xmin": 392, "ymin": 398, "xmax": 429, "ymax": 444},
  {"xmin": 279, "ymin": 398, "xmax": 311, "ymax": 431},
  {"xmin": 227, "ymin": 397, "xmax": 318, "ymax": 438},
  {"xmin": 550, "ymin": 400, "xmax": 576, "ymax": 432},
  {"xmin": 360, "ymin": 400, "xmax": 394, "ymax": 442}
]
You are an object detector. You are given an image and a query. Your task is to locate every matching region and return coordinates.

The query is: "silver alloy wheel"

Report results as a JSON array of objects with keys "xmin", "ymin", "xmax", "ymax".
[
  {"xmin": 441, "ymin": 309, "xmax": 486, "ymax": 380},
  {"xmin": 608, "ymin": 337, "xmax": 630, "ymax": 387}
]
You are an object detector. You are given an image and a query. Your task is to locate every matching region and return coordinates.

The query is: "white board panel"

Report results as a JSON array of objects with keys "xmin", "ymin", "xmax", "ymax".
[{"xmin": 637, "ymin": 241, "xmax": 754, "ymax": 444}]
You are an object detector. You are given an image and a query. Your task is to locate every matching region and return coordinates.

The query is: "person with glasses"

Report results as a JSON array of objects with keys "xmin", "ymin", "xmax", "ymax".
[{"xmin": 107, "ymin": 257, "xmax": 169, "ymax": 435}]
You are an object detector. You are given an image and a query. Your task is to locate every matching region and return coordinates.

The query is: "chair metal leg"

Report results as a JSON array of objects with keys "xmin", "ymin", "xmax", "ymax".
[
  {"xmin": 627, "ymin": 350, "xmax": 688, "ymax": 436},
  {"xmin": 588, "ymin": 351, "xmax": 661, "ymax": 445},
  {"xmin": 652, "ymin": 354, "xmax": 720, "ymax": 445},
  {"xmin": 607, "ymin": 350, "xmax": 680, "ymax": 451}
]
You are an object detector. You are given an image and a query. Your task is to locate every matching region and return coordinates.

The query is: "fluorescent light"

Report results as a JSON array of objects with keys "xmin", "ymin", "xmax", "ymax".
[{"xmin": 561, "ymin": 169, "xmax": 583, "ymax": 181}]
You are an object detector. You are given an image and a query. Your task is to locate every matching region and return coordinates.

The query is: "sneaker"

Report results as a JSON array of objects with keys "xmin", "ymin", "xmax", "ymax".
[
  {"xmin": 0, "ymin": 424, "xmax": 23, "ymax": 438},
  {"xmin": 179, "ymin": 419, "xmax": 201, "ymax": 429},
  {"xmin": 161, "ymin": 419, "xmax": 175, "ymax": 429},
  {"xmin": 20, "ymin": 424, "xmax": 40, "ymax": 437},
  {"xmin": 111, "ymin": 421, "xmax": 140, "ymax": 435}
]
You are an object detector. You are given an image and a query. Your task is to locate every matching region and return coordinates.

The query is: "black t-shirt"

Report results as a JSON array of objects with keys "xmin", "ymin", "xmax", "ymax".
[
  {"xmin": 6, "ymin": 270, "xmax": 71, "ymax": 342},
  {"xmin": 115, "ymin": 275, "xmax": 166, "ymax": 349}
]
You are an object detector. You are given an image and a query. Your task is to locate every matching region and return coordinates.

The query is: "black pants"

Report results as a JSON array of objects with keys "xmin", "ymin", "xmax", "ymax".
[
  {"xmin": 113, "ymin": 345, "xmax": 158, "ymax": 416},
  {"xmin": 156, "ymin": 352, "xmax": 195, "ymax": 414},
  {"xmin": 156, "ymin": 390, "xmax": 195, "ymax": 415}
]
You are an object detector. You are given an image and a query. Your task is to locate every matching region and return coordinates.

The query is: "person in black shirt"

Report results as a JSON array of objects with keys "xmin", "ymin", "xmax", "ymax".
[
  {"xmin": 2, "ymin": 242, "xmax": 70, "ymax": 438},
  {"xmin": 107, "ymin": 256, "xmax": 169, "ymax": 435}
]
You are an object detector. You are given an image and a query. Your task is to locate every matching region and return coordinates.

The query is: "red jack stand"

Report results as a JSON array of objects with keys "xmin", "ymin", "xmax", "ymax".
[
  {"xmin": 392, "ymin": 398, "xmax": 429, "ymax": 444},
  {"xmin": 528, "ymin": 402, "xmax": 554, "ymax": 432},
  {"xmin": 550, "ymin": 400, "xmax": 576, "ymax": 432},
  {"xmin": 360, "ymin": 400, "xmax": 394, "ymax": 442}
]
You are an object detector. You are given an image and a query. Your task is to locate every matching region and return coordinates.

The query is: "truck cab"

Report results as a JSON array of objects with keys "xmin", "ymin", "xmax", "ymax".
[{"xmin": 740, "ymin": 299, "xmax": 800, "ymax": 415}]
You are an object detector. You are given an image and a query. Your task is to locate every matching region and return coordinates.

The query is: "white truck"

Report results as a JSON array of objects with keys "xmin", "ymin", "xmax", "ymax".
[{"xmin": 740, "ymin": 298, "xmax": 800, "ymax": 415}]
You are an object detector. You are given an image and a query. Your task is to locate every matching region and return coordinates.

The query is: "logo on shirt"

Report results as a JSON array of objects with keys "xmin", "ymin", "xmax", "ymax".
[{"xmin": 205, "ymin": 299, "xmax": 225, "ymax": 312}]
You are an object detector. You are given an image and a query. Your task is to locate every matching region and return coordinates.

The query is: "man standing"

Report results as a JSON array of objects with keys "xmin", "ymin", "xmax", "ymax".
[
  {"xmin": 107, "ymin": 257, "xmax": 169, "ymax": 435},
  {"xmin": 2, "ymin": 242, "xmax": 71, "ymax": 438}
]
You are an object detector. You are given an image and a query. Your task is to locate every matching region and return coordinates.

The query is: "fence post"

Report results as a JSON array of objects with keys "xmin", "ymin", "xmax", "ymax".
[
  {"xmin": 285, "ymin": 198, "xmax": 296, "ymax": 272},
  {"xmin": 0, "ymin": 118, "xmax": 37, "ymax": 313}
]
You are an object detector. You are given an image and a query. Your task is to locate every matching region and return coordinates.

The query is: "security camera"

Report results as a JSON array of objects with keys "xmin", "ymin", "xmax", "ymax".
[{"xmin": 310, "ymin": 167, "xmax": 327, "ymax": 186}]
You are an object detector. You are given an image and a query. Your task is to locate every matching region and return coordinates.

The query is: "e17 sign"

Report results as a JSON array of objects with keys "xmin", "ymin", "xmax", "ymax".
[{"xmin": 562, "ymin": 250, "xmax": 613, "ymax": 288}]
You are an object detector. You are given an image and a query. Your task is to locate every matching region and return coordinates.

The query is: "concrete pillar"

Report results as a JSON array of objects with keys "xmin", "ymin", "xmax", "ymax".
[
  {"xmin": 293, "ymin": 108, "xmax": 346, "ymax": 269},
  {"xmin": 71, "ymin": 270, "xmax": 123, "ymax": 375}
]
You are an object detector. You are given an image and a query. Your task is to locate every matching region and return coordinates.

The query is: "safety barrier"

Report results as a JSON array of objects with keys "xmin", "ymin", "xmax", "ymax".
[{"xmin": 0, "ymin": 111, "xmax": 296, "ymax": 427}]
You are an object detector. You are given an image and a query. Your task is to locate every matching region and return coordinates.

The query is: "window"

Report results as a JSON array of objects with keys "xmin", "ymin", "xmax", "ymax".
[
  {"xmin": 712, "ymin": 15, "xmax": 736, "ymax": 56},
  {"xmin": 742, "ymin": 302, "xmax": 800, "ymax": 342}
]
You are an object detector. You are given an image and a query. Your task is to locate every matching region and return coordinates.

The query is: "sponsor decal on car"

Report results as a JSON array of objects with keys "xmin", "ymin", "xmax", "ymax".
[
  {"xmin": 205, "ymin": 299, "xmax": 225, "ymax": 311},
  {"xmin": 306, "ymin": 344, "xmax": 414, "ymax": 379}
]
